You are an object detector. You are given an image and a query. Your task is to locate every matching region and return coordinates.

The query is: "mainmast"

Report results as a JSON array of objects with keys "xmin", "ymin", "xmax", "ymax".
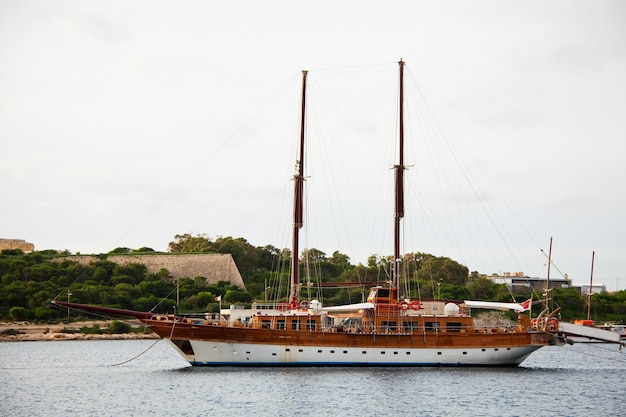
[
  {"xmin": 393, "ymin": 59, "xmax": 406, "ymax": 293},
  {"xmin": 289, "ymin": 70, "xmax": 308, "ymax": 305}
]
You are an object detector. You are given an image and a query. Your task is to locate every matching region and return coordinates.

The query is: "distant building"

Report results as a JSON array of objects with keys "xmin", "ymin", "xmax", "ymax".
[
  {"xmin": 0, "ymin": 238, "xmax": 34, "ymax": 253},
  {"xmin": 581, "ymin": 284, "xmax": 606, "ymax": 295},
  {"xmin": 490, "ymin": 272, "xmax": 572, "ymax": 292}
]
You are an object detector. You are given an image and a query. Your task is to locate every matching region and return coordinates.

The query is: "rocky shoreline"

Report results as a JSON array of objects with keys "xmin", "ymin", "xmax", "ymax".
[{"xmin": 0, "ymin": 320, "xmax": 159, "ymax": 342}]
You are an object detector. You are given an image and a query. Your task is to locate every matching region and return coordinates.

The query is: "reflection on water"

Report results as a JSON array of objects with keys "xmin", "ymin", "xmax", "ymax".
[{"xmin": 1, "ymin": 340, "xmax": 624, "ymax": 417}]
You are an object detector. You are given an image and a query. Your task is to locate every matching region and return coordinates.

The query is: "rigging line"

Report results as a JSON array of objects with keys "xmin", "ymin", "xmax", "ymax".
[
  {"xmin": 306, "ymin": 76, "xmax": 389, "ymax": 249},
  {"xmin": 309, "ymin": 61, "xmax": 396, "ymax": 74},
  {"xmin": 403, "ymin": 70, "xmax": 491, "ymax": 273},
  {"xmin": 405, "ymin": 69, "xmax": 530, "ymax": 274},
  {"xmin": 110, "ymin": 338, "xmax": 161, "ymax": 367},
  {"xmin": 307, "ymin": 87, "xmax": 362, "ymax": 268},
  {"xmin": 112, "ymin": 73, "xmax": 301, "ymax": 247},
  {"xmin": 52, "ymin": 264, "xmax": 92, "ymax": 301},
  {"xmin": 540, "ymin": 249, "xmax": 568, "ymax": 279},
  {"xmin": 562, "ymin": 343, "xmax": 626, "ymax": 363},
  {"xmin": 148, "ymin": 286, "xmax": 178, "ymax": 313},
  {"xmin": 232, "ymin": 182, "xmax": 291, "ymax": 236}
]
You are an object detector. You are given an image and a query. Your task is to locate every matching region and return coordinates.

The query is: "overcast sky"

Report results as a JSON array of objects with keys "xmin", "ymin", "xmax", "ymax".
[{"xmin": 1, "ymin": 1, "xmax": 625, "ymax": 290}]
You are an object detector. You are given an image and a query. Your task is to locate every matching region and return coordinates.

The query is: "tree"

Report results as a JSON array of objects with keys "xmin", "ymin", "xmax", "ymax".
[
  {"xmin": 133, "ymin": 247, "xmax": 155, "ymax": 253},
  {"xmin": 413, "ymin": 253, "xmax": 469, "ymax": 285},
  {"xmin": 168, "ymin": 233, "xmax": 213, "ymax": 253},
  {"xmin": 330, "ymin": 251, "xmax": 351, "ymax": 268},
  {"xmin": 108, "ymin": 247, "xmax": 132, "ymax": 254},
  {"xmin": 302, "ymin": 248, "xmax": 327, "ymax": 263},
  {"xmin": 213, "ymin": 236, "xmax": 258, "ymax": 273}
]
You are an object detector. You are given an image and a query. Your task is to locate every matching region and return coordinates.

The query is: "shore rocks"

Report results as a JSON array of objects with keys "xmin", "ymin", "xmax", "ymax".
[{"xmin": 0, "ymin": 321, "xmax": 159, "ymax": 342}]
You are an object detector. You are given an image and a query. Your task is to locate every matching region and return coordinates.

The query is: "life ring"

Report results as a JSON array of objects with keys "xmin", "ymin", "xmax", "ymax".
[
  {"xmin": 277, "ymin": 302, "xmax": 289, "ymax": 312},
  {"xmin": 289, "ymin": 300, "xmax": 299, "ymax": 310},
  {"xmin": 411, "ymin": 301, "xmax": 421, "ymax": 311},
  {"xmin": 400, "ymin": 302, "xmax": 409, "ymax": 311},
  {"xmin": 299, "ymin": 300, "xmax": 310, "ymax": 310}
]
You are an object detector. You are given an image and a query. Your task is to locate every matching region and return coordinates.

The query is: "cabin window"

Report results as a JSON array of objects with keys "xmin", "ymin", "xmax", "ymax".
[
  {"xmin": 381, "ymin": 321, "xmax": 397, "ymax": 332},
  {"xmin": 446, "ymin": 322, "xmax": 462, "ymax": 332},
  {"xmin": 425, "ymin": 322, "xmax": 440, "ymax": 332},
  {"xmin": 403, "ymin": 321, "xmax": 420, "ymax": 332},
  {"xmin": 306, "ymin": 319, "xmax": 317, "ymax": 330},
  {"xmin": 262, "ymin": 320, "xmax": 271, "ymax": 329},
  {"xmin": 340, "ymin": 317, "xmax": 362, "ymax": 331},
  {"xmin": 291, "ymin": 319, "xmax": 301, "ymax": 330},
  {"xmin": 377, "ymin": 289, "xmax": 390, "ymax": 298},
  {"xmin": 276, "ymin": 320, "xmax": 286, "ymax": 330}
]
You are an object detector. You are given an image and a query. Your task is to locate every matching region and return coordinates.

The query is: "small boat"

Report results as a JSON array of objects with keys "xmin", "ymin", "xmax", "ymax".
[
  {"xmin": 54, "ymin": 60, "xmax": 569, "ymax": 366},
  {"xmin": 560, "ymin": 252, "xmax": 624, "ymax": 344}
]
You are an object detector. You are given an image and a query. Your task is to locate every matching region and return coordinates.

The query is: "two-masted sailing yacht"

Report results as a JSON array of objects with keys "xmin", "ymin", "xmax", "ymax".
[{"xmin": 54, "ymin": 60, "xmax": 568, "ymax": 366}]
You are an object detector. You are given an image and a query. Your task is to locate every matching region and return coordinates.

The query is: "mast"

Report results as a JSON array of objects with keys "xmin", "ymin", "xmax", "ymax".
[
  {"xmin": 393, "ymin": 59, "xmax": 406, "ymax": 294},
  {"xmin": 545, "ymin": 237, "xmax": 553, "ymax": 311},
  {"xmin": 587, "ymin": 250, "xmax": 595, "ymax": 321},
  {"xmin": 289, "ymin": 70, "xmax": 308, "ymax": 305}
]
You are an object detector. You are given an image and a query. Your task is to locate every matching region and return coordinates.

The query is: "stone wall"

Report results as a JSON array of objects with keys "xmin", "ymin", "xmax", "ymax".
[
  {"xmin": 65, "ymin": 253, "xmax": 245, "ymax": 289},
  {"xmin": 0, "ymin": 238, "xmax": 34, "ymax": 253}
]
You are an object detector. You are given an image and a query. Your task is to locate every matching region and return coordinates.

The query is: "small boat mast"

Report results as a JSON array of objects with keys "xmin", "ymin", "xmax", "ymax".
[
  {"xmin": 586, "ymin": 250, "xmax": 595, "ymax": 321},
  {"xmin": 289, "ymin": 70, "xmax": 308, "ymax": 307}
]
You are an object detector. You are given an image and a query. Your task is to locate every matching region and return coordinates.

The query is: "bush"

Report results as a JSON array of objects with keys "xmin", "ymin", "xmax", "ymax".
[
  {"xmin": 34, "ymin": 307, "xmax": 56, "ymax": 321},
  {"xmin": 80, "ymin": 324, "xmax": 103, "ymax": 334},
  {"xmin": 108, "ymin": 320, "xmax": 132, "ymax": 334},
  {"xmin": 9, "ymin": 306, "xmax": 32, "ymax": 321}
]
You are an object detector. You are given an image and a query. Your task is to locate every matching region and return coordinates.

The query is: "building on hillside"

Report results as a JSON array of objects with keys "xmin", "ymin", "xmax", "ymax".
[
  {"xmin": 0, "ymin": 238, "xmax": 35, "ymax": 253},
  {"xmin": 490, "ymin": 272, "xmax": 572, "ymax": 292},
  {"xmin": 581, "ymin": 284, "xmax": 606, "ymax": 295}
]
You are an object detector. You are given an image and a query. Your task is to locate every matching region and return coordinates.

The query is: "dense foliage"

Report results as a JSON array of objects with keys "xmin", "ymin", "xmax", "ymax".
[{"xmin": 1, "ymin": 234, "xmax": 624, "ymax": 323}]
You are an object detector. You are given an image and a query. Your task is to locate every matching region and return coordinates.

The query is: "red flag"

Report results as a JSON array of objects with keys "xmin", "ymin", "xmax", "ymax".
[
  {"xmin": 215, "ymin": 295, "xmax": 221, "ymax": 302},
  {"xmin": 519, "ymin": 298, "xmax": 532, "ymax": 311}
]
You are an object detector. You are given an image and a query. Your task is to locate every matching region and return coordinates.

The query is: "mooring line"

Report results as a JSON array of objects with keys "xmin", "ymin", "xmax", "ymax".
[{"xmin": 110, "ymin": 338, "xmax": 161, "ymax": 367}]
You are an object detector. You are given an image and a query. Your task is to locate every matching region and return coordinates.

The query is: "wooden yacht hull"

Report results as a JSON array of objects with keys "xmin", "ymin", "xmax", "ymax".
[{"xmin": 148, "ymin": 320, "xmax": 553, "ymax": 367}]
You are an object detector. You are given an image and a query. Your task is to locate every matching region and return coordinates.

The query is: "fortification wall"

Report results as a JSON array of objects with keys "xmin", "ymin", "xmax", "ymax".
[
  {"xmin": 0, "ymin": 238, "xmax": 35, "ymax": 253},
  {"xmin": 65, "ymin": 253, "xmax": 245, "ymax": 289}
]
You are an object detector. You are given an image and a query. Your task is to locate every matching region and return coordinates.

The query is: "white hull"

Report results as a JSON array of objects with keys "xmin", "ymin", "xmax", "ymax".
[{"xmin": 166, "ymin": 339, "xmax": 542, "ymax": 367}]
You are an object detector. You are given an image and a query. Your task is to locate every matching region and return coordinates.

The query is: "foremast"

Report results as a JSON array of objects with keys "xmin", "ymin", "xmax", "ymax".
[
  {"xmin": 289, "ymin": 70, "xmax": 308, "ymax": 306},
  {"xmin": 392, "ymin": 59, "xmax": 407, "ymax": 297}
]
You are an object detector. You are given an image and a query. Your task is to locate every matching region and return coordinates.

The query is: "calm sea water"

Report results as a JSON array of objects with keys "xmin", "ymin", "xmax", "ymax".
[{"xmin": 1, "ymin": 340, "xmax": 624, "ymax": 417}]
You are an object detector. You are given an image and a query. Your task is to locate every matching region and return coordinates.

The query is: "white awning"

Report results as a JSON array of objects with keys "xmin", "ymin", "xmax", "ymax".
[
  {"xmin": 463, "ymin": 300, "xmax": 525, "ymax": 312},
  {"xmin": 322, "ymin": 302, "xmax": 376, "ymax": 312},
  {"xmin": 560, "ymin": 322, "xmax": 621, "ymax": 343}
]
